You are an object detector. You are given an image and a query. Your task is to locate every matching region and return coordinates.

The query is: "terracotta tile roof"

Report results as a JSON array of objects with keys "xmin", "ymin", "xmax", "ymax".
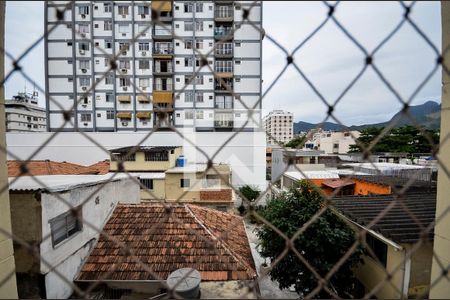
[
  {"xmin": 332, "ymin": 192, "xmax": 436, "ymax": 244},
  {"xmin": 87, "ymin": 160, "xmax": 110, "ymax": 175},
  {"xmin": 7, "ymin": 160, "xmax": 99, "ymax": 177},
  {"xmin": 77, "ymin": 204, "xmax": 256, "ymax": 282}
]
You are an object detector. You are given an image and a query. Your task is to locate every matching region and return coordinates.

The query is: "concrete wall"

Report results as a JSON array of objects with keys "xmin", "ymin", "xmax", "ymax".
[
  {"xmin": 6, "ymin": 131, "xmax": 267, "ymax": 191},
  {"xmin": 38, "ymin": 178, "xmax": 139, "ymax": 299},
  {"xmin": 0, "ymin": 1, "xmax": 19, "ymax": 297},
  {"xmin": 140, "ymin": 178, "xmax": 165, "ymax": 201},
  {"xmin": 165, "ymin": 172, "xmax": 203, "ymax": 202},
  {"xmin": 407, "ymin": 242, "xmax": 433, "ymax": 297},
  {"xmin": 430, "ymin": 2, "xmax": 450, "ymax": 297}
]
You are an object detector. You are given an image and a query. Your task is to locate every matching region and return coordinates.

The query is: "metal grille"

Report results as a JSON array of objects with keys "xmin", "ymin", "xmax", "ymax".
[{"xmin": 1, "ymin": 1, "xmax": 450, "ymax": 299}]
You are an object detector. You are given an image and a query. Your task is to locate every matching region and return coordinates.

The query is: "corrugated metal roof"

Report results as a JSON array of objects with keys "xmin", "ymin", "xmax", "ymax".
[
  {"xmin": 284, "ymin": 170, "xmax": 340, "ymax": 180},
  {"xmin": 109, "ymin": 146, "xmax": 180, "ymax": 154},
  {"xmin": 8, "ymin": 173, "xmax": 136, "ymax": 193},
  {"xmin": 342, "ymin": 162, "xmax": 427, "ymax": 170}
]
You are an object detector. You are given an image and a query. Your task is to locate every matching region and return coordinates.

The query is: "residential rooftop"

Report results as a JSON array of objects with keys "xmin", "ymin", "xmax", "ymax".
[
  {"xmin": 109, "ymin": 146, "xmax": 180, "ymax": 154},
  {"xmin": 8, "ymin": 174, "xmax": 133, "ymax": 193},
  {"xmin": 77, "ymin": 204, "xmax": 256, "ymax": 282},
  {"xmin": 7, "ymin": 160, "xmax": 101, "ymax": 177},
  {"xmin": 332, "ymin": 192, "xmax": 436, "ymax": 244},
  {"xmin": 284, "ymin": 170, "xmax": 340, "ymax": 181}
]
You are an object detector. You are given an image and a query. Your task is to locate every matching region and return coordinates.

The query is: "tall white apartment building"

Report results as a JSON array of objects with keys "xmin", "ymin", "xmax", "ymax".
[
  {"xmin": 263, "ymin": 110, "xmax": 293, "ymax": 145},
  {"xmin": 5, "ymin": 92, "xmax": 47, "ymax": 132},
  {"xmin": 45, "ymin": 1, "xmax": 262, "ymax": 132}
]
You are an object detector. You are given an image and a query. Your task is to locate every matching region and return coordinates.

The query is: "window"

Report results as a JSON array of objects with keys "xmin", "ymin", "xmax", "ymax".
[
  {"xmin": 185, "ymin": 110, "xmax": 194, "ymax": 119},
  {"xmin": 185, "ymin": 75, "xmax": 203, "ymax": 85},
  {"xmin": 81, "ymin": 113, "xmax": 91, "ymax": 122},
  {"xmin": 366, "ymin": 234, "xmax": 387, "ymax": 267},
  {"xmin": 195, "ymin": 39, "xmax": 203, "ymax": 49},
  {"xmin": 112, "ymin": 153, "xmax": 135, "ymax": 161},
  {"xmin": 79, "ymin": 5, "xmax": 89, "ymax": 15},
  {"xmin": 118, "ymin": 24, "xmax": 129, "ymax": 33},
  {"xmin": 195, "ymin": 2, "xmax": 203, "ymax": 12},
  {"xmin": 205, "ymin": 174, "xmax": 220, "ymax": 188},
  {"xmin": 106, "ymin": 110, "xmax": 114, "ymax": 119},
  {"xmin": 180, "ymin": 178, "xmax": 190, "ymax": 188},
  {"xmin": 105, "ymin": 40, "xmax": 112, "ymax": 49},
  {"xmin": 139, "ymin": 60, "xmax": 150, "ymax": 69},
  {"xmin": 196, "ymin": 110, "xmax": 204, "ymax": 119},
  {"xmin": 139, "ymin": 78, "xmax": 150, "ymax": 87},
  {"xmin": 104, "ymin": 3, "xmax": 112, "ymax": 13},
  {"xmin": 79, "ymin": 77, "xmax": 90, "ymax": 86},
  {"xmin": 184, "ymin": 57, "xmax": 193, "ymax": 67},
  {"xmin": 68, "ymin": 59, "xmax": 73, "ymax": 64},
  {"xmin": 184, "ymin": 39, "xmax": 193, "ymax": 49},
  {"xmin": 119, "ymin": 60, "xmax": 130, "ymax": 69},
  {"xmin": 104, "ymin": 57, "xmax": 110, "ymax": 67},
  {"xmin": 195, "ymin": 21, "xmax": 203, "ymax": 31},
  {"xmin": 79, "ymin": 24, "xmax": 89, "ymax": 33},
  {"xmin": 118, "ymin": 5, "xmax": 129, "ymax": 15},
  {"xmin": 105, "ymin": 93, "xmax": 113, "ymax": 102},
  {"xmin": 185, "ymin": 91, "xmax": 194, "ymax": 102},
  {"xmin": 145, "ymin": 151, "xmax": 168, "ymax": 161},
  {"xmin": 140, "ymin": 178, "xmax": 153, "ymax": 189},
  {"xmin": 138, "ymin": 5, "xmax": 149, "ymax": 15},
  {"xmin": 119, "ymin": 43, "xmax": 130, "ymax": 51},
  {"xmin": 105, "ymin": 73, "xmax": 114, "ymax": 84},
  {"xmin": 104, "ymin": 20, "xmax": 112, "ymax": 31},
  {"xmin": 138, "ymin": 42, "xmax": 150, "ymax": 51},
  {"xmin": 79, "ymin": 42, "xmax": 89, "ymax": 51},
  {"xmin": 94, "ymin": 23, "xmax": 99, "ymax": 29},
  {"xmin": 119, "ymin": 77, "xmax": 130, "ymax": 87},
  {"xmin": 184, "ymin": 3, "xmax": 193, "ymax": 13},
  {"xmin": 79, "ymin": 60, "xmax": 90, "ymax": 70},
  {"xmin": 50, "ymin": 207, "xmax": 82, "ymax": 247},
  {"xmin": 196, "ymin": 93, "xmax": 204, "ymax": 102},
  {"xmin": 184, "ymin": 21, "xmax": 194, "ymax": 31}
]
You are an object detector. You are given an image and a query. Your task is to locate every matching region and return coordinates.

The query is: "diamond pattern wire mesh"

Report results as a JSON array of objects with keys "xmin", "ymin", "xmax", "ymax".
[{"xmin": 0, "ymin": 0, "xmax": 449, "ymax": 299}]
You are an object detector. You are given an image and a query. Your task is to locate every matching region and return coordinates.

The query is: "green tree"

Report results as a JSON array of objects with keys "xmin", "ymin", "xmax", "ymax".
[
  {"xmin": 239, "ymin": 185, "xmax": 261, "ymax": 202},
  {"xmin": 285, "ymin": 135, "xmax": 306, "ymax": 149},
  {"xmin": 256, "ymin": 181, "xmax": 363, "ymax": 298}
]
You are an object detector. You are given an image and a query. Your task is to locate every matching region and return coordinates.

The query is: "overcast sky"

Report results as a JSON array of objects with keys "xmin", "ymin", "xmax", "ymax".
[{"xmin": 4, "ymin": 1, "xmax": 442, "ymax": 125}]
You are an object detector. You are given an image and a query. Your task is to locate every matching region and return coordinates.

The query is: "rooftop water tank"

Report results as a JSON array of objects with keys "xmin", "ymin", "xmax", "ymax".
[
  {"xmin": 176, "ymin": 155, "xmax": 187, "ymax": 167},
  {"xmin": 166, "ymin": 268, "xmax": 201, "ymax": 299}
]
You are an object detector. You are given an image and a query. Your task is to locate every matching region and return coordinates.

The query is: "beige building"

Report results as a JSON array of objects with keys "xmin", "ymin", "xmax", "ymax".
[
  {"xmin": 333, "ymin": 192, "xmax": 436, "ymax": 298},
  {"xmin": 109, "ymin": 146, "xmax": 234, "ymax": 211},
  {"xmin": 304, "ymin": 129, "xmax": 360, "ymax": 154},
  {"xmin": 263, "ymin": 110, "xmax": 293, "ymax": 145},
  {"xmin": 0, "ymin": 1, "xmax": 19, "ymax": 297}
]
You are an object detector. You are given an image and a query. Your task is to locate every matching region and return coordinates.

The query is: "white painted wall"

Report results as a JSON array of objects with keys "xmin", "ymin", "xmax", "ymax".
[
  {"xmin": 40, "ymin": 177, "xmax": 140, "ymax": 298},
  {"xmin": 6, "ymin": 131, "xmax": 267, "ymax": 190}
]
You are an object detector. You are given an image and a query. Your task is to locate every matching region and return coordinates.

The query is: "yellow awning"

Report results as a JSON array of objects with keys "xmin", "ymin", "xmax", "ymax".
[
  {"xmin": 153, "ymin": 91, "xmax": 173, "ymax": 104},
  {"xmin": 137, "ymin": 95, "xmax": 151, "ymax": 103},
  {"xmin": 117, "ymin": 95, "xmax": 131, "ymax": 103},
  {"xmin": 117, "ymin": 112, "xmax": 132, "ymax": 119},
  {"xmin": 151, "ymin": 1, "xmax": 172, "ymax": 12},
  {"xmin": 136, "ymin": 112, "xmax": 152, "ymax": 119}
]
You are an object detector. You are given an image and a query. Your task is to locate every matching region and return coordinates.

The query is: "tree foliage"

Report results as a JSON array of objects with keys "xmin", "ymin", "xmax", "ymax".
[
  {"xmin": 256, "ymin": 181, "xmax": 363, "ymax": 298},
  {"xmin": 239, "ymin": 185, "xmax": 261, "ymax": 202},
  {"xmin": 349, "ymin": 125, "xmax": 439, "ymax": 154},
  {"xmin": 285, "ymin": 135, "xmax": 306, "ymax": 149}
]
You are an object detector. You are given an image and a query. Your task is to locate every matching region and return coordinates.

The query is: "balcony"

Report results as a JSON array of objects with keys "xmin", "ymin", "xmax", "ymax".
[
  {"xmin": 214, "ymin": 27, "xmax": 233, "ymax": 40},
  {"xmin": 154, "ymin": 63, "xmax": 173, "ymax": 75},
  {"xmin": 215, "ymin": 43, "xmax": 233, "ymax": 58},
  {"xmin": 215, "ymin": 65, "xmax": 233, "ymax": 78},
  {"xmin": 215, "ymin": 79, "xmax": 233, "ymax": 92},
  {"xmin": 153, "ymin": 28, "xmax": 173, "ymax": 40},
  {"xmin": 214, "ymin": 120, "xmax": 233, "ymax": 128},
  {"xmin": 153, "ymin": 44, "xmax": 174, "ymax": 58},
  {"xmin": 215, "ymin": 7, "xmax": 233, "ymax": 22},
  {"xmin": 136, "ymin": 112, "xmax": 151, "ymax": 119}
]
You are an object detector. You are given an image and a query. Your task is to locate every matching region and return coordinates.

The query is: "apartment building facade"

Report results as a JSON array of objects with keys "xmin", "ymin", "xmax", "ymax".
[
  {"xmin": 5, "ymin": 93, "xmax": 47, "ymax": 132},
  {"xmin": 45, "ymin": 0, "xmax": 262, "ymax": 132},
  {"xmin": 263, "ymin": 110, "xmax": 293, "ymax": 145}
]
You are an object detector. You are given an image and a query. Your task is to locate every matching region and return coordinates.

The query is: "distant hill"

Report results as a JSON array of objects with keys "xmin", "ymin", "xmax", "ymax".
[{"xmin": 294, "ymin": 101, "xmax": 441, "ymax": 133}]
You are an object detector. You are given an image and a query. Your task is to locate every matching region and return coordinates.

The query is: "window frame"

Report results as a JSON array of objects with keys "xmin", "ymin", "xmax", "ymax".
[{"xmin": 49, "ymin": 207, "xmax": 83, "ymax": 247}]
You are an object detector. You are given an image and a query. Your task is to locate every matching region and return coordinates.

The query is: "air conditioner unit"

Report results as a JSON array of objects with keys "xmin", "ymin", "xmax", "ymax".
[
  {"xmin": 122, "ymin": 122, "xmax": 128, "ymax": 126},
  {"xmin": 81, "ymin": 68, "xmax": 87, "ymax": 73},
  {"xmin": 123, "ymin": 86, "xmax": 128, "ymax": 91},
  {"xmin": 141, "ymin": 14, "xmax": 146, "ymax": 18},
  {"xmin": 142, "ymin": 51, "xmax": 147, "ymax": 56},
  {"xmin": 83, "ymin": 122, "xmax": 88, "ymax": 126},
  {"xmin": 82, "ymin": 104, "xmax": 87, "ymax": 107},
  {"xmin": 142, "ymin": 121, "xmax": 148, "ymax": 125},
  {"xmin": 121, "ymin": 14, "xmax": 126, "ymax": 18},
  {"xmin": 80, "ymin": 33, "xmax": 86, "ymax": 38},
  {"xmin": 82, "ymin": 86, "xmax": 87, "ymax": 91},
  {"xmin": 142, "ymin": 87, "xmax": 147, "ymax": 90},
  {"xmin": 121, "ymin": 68, "xmax": 128, "ymax": 73},
  {"xmin": 81, "ymin": 14, "xmax": 86, "ymax": 19},
  {"xmin": 79, "ymin": 49, "xmax": 85, "ymax": 55}
]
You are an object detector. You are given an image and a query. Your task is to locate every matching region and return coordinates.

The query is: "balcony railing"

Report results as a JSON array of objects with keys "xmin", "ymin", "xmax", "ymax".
[
  {"xmin": 153, "ymin": 28, "xmax": 172, "ymax": 37},
  {"xmin": 153, "ymin": 45, "xmax": 174, "ymax": 55},
  {"xmin": 215, "ymin": 7, "xmax": 233, "ymax": 19},
  {"xmin": 215, "ymin": 66, "xmax": 233, "ymax": 73},
  {"xmin": 214, "ymin": 120, "xmax": 234, "ymax": 128},
  {"xmin": 153, "ymin": 83, "xmax": 173, "ymax": 91},
  {"xmin": 215, "ymin": 44, "xmax": 233, "ymax": 56},
  {"xmin": 215, "ymin": 80, "xmax": 233, "ymax": 91},
  {"xmin": 214, "ymin": 27, "xmax": 233, "ymax": 38}
]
